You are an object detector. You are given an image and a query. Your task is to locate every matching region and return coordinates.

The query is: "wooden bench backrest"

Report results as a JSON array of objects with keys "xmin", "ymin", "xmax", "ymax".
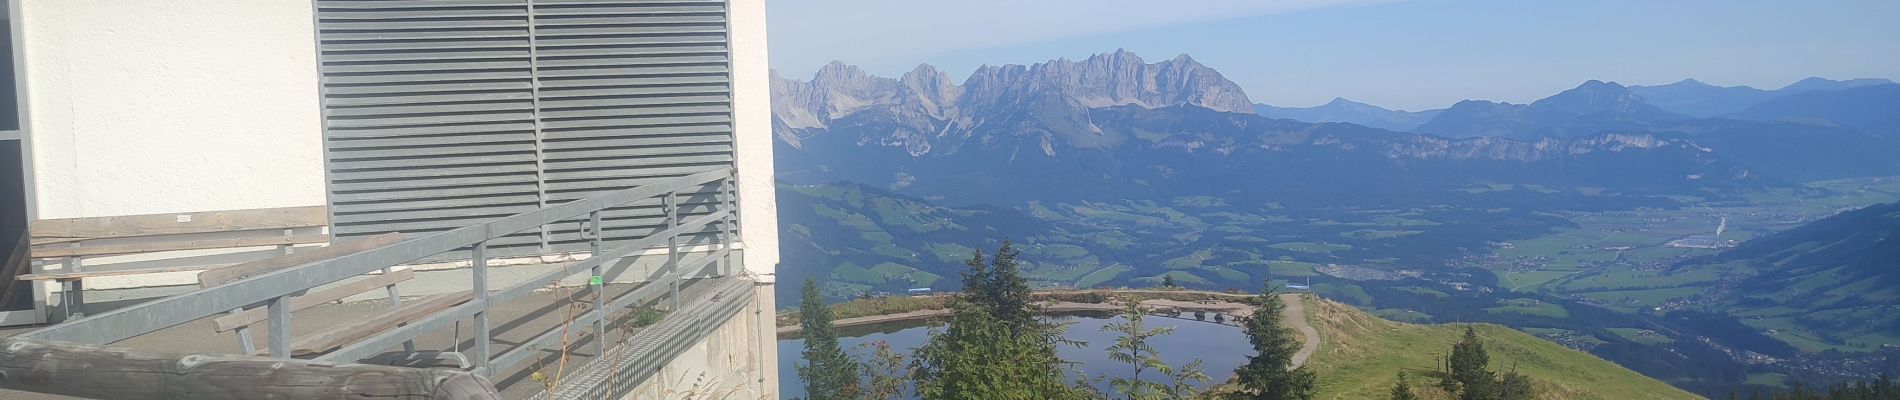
[
  {"xmin": 28, "ymin": 206, "xmax": 329, "ymax": 259},
  {"xmin": 198, "ymin": 233, "xmax": 410, "ymax": 333}
]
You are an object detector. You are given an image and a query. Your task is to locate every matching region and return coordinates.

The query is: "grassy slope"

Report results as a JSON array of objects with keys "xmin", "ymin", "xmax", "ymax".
[{"xmin": 1299, "ymin": 298, "xmax": 1702, "ymax": 400}]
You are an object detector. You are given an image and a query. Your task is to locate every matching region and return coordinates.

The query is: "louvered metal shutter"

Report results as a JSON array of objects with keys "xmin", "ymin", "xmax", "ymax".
[{"xmin": 314, "ymin": 0, "xmax": 735, "ymax": 258}]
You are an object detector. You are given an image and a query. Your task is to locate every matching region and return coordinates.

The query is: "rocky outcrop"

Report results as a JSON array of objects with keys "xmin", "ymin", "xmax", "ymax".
[{"xmin": 770, "ymin": 50, "xmax": 1254, "ymax": 154}]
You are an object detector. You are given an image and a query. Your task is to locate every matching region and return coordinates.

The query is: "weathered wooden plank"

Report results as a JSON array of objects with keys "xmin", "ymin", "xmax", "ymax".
[
  {"xmin": 16, "ymin": 265, "xmax": 222, "ymax": 281},
  {"xmin": 28, "ymin": 234, "xmax": 331, "ymax": 258},
  {"xmin": 213, "ymin": 269, "xmax": 417, "ymax": 332},
  {"xmin": 197, "ymin": 232, "xmax": 404, "ymax": 287},
  {"xmin": 28, "ymin": 206, "xmax": 329, "ymax": 241},
  {"xmin": 0, "ymin": 338, "xmax": 499, "ymax": 400},
  {"xmin": 273, "ymin": 291, "xmax": 474, "ymax": 357}
]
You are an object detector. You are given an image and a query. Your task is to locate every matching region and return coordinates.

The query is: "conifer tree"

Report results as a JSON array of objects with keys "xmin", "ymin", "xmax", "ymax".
[
  {"xmin": 1229, "ymin": 280, "xmax": 1316, "ymax": 400},
  {"xmin": 914, "ymin": 243, "xmax": 1086, "ymax": 400},
  {"xmin": 1103, "ymin": 302, "xmax": 1176, "ymax": 399},
  {"xmin": 1449, "ymin": 326, "xmax": 1494, "ymax": 400},
  {"xmin": 1390, "ymin": 371, "xmax": 1418, "ymax": 400},
  {"xmin": 796, "ymin": 279, "xmax": 860, "ymax": 400},
  {"xmin": 987, "ymin": 240, "xmax": 1037, "ymax": 330}
]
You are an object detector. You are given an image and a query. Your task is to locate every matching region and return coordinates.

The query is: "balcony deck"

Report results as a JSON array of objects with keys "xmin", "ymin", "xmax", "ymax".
[{"xmin": 0, "ymin": 169, "xmax": 770, "ymax": 400}]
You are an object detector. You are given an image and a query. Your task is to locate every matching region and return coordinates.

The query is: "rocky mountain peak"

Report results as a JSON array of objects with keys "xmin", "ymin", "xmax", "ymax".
[{"xmin": 772, "ymin": 50, "xmax": 1259, "ymax": 155}]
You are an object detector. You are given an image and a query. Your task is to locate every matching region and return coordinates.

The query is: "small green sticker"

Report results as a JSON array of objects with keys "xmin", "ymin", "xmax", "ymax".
[{"xmin": 589, "ymin": 276, "xmax": 603, "ymax": 286}]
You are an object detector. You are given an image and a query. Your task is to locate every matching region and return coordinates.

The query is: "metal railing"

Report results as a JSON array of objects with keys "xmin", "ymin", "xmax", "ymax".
[{"xmin": 18, "ymin": 167, "xmax": 742, "ymax": 382}]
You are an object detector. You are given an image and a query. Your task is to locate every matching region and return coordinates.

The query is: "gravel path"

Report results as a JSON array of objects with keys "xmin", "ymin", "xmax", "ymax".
[{"xmin": 1281, "ymin": 293, "xmax": 1320, "ymax": 369}]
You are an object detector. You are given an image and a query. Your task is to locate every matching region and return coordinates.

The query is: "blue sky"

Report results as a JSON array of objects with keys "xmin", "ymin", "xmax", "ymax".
[{"xmin": 767, "ymin": 0, "xmax": 1900, "ymax": 110}]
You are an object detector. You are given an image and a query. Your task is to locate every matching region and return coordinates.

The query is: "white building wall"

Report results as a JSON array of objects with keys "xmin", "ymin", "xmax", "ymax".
[
  {"xmin": 17, "ymin": 4, "xmax": 780, "ymax": 365},
  {"xmin": 18, "ymin": 0, "xmax": 327, "ymax": 220},
  {"xmin": 726, "ymin": 0, "xmax": 781, "ymax": 394},
  {"xmin": 730, "ymin": 0, "xmax": 780, "ymax": 283}
]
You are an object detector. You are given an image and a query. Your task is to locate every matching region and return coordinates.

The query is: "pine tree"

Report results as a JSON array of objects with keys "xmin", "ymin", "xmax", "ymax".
[
  {"xmin": 1449, "ymin": 326, "xmax": 1494, "ymax": 399},
  {"xmin": 1103, "ymin": 301, "xmax": 1177, "ymax": 399},
  {"xmin": 959, "ymin": 249, "xmax": 993, "ymax": 310},
  {"xmin": 987, "ymin": 240, "xmax": 1037, "ymax": 330},
  {"xmin": 1162, "ymin": 274, "xmax": 1177, "ymax": 289},
  {"xmin": 796, "ymin": 278, "xmax": 860, "ymax": 400},
  {"xmin": 914, "ymin": 243, "xmax": 1087, "ymax": 400},
  {"xmin": 1229, "ymin": 280, "xmax": 1316, "ymax": 400},
  {"xmin": 1390, "ymin": 371, "xmax": 1418, "ymax": 400}
]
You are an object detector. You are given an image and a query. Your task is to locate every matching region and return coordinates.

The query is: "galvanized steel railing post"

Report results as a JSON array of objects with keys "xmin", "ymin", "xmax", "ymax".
[
  {"xmin": 588, "ymin": 210, "xmax": 606, "ymax": 356},
  {"xmin": 267, "ymin": 295, "xmax": 291, "ymax": 358},
  {"xmin": 722, "ymin": 176, "xmax": 737, "ymax": 276},
  {"xmin": 663, "ymin": 191, "xmax": 680, "ymax": 310},
  {"xmin": 471, "ymin": 241, "xmax": 491, "ymax": 372}
]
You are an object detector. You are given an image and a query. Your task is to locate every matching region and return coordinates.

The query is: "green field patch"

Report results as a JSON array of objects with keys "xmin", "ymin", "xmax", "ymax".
[
  {"xmin": 867, "ymin": 242, "xmax": 915, "ymax": 260},
  {"xmin": 1027, "ymin": 201, "xmax": 1064, "ymax": 220},
  {"xmin": 830, "ymin": 262, "xmax": 881, "ymax": 283},
  {"xmin": 1170, "ymin": 196, "xmax": 1227, "ymax": 208},
  {"xmin": 1270, "ymin": 241, "xmax": 1352, "ymax": 253},
  {"xmin": 1161, "ymin": 248, "xmax": 1215, "ymax": 270},
  {"xmin": 1313, "ymin": 283, "xmax": 1372, "ymax": 305},
  {"xmin": 1068, "ymin": 203, "xmax": 1167, "ymax": 226},
  {"xmin": 1134, "ymin": 271, "xmax": 1211, "ymax": 287},
  {"xmin": 1555, "ymin": 268, "xmax": 1723, "ymax": 292},
  {"xmin": 1370, "ymin": 309, "xmax": 1433, "ymax": 323},
  {"xmin": 1746, "ymin": 373, "xmax": 1789, "ymax": 388},
  {"xmin": 926, "ymin": 243, "xmax": 976, "ymax": 263},
  {"xmin": 1390, "ymin": 286, "xmax": 1449, "ymax": 298},
  {"xmin": 1075, "ymin": 264, "xmax": 1132, "ymax": 288},
  {"xmin": 1574, "ymin": 287, "xmax": 1704, "ymax": 310},
  {"xmin": 811, "ymin": 204, "xmax": 879, "ymax": 232},
  {"xmin": 1086, "ymin": 230, "xmax": 1138, "ymax": 250},
  {"xmin": 1499, "ymin": 270, "xmax": 1577, "ymax": 292},
  {"xmin": 1022, "ymin": 261, "xmax": 1097, "ymax": 284},
  {"xmin": 868, "ymin": 262, "xmax": 942, "ymax": 287},
  {"xmin": 1025, "ymin": 243, "xmax": 1090, "ymax": 260},
  {"xmin": 1211, "ymin": 225, "xmax": 1253, "ymax": 234},
  {"xmin": 1485, "ymin": 298, "xmax": 1570, "ymax": 318},
  {"xmin": 1199, "ymin": 265, "xmax": 1251, "ymax": 282},
  {"xmin": 1372, "ymin": 215, "xmax": 1441, "ymax": 227},
  {"xmin": 1224, "ymin": 235, "xmax": 1272, "ymax": 243},
  {"xmin": 1606, "ymin": 328, "xmax": 1674, "ymax": 345},
  {"xmin": 869, "ymin": 198, "xmax": 961, "ymax": 233},
  {"xmin": 1340, "ymin": 229, "xmax": 1424, "ymax": 239}
]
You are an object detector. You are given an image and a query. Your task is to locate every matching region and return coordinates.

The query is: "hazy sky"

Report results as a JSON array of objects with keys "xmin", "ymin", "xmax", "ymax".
[{"xmin": 767, "ymin": 0, "xmax": 1900, "ymax": 110}]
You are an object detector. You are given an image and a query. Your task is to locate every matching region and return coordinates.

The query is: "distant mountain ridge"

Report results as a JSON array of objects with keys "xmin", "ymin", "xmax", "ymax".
[
  {"xmin": 772, "ymin": 51, "xmax": 1900, "ymax": 206},
  {"xmin": 1253, "ymin": 97, "xmax": 1443, "ymax": 131},
  {"xmin": 1628, "ymin": 77, "xmax": 1897, "ymax": 118},
  {"xmin": 1732, "ymin": 83, "xmax": 1900, "ymax": 139},
  {"xmin": 1413, "ymin": 80, "xmax": 1692, "ymax": 139}
]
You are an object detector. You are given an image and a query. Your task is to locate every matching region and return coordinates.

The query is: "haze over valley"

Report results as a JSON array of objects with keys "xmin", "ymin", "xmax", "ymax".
[{"xmin": 768, "ymin": 48, "xmax": 1900, "ymax": 397}]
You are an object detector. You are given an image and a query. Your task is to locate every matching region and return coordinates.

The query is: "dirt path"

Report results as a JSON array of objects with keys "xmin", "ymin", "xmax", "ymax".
[{"xmin": 1281, "ymin": 293, "xmax": 1319, "ymax": 369}]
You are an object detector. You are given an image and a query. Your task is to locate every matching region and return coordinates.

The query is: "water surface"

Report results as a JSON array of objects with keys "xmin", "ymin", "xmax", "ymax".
[{"xmin": 778, "ymin": 312, "xmax": 1253, "ymax": 398}]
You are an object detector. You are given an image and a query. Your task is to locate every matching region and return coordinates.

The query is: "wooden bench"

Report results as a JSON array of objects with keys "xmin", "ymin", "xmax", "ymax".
[
  {"xmin": 16, "ymin": 206, "xmax": 329, "ymax": 320},
  {"xmin": 192, "ymin": 233, "xmax": 411, "ymax": 355},
  {"xmin": 197, "ymin": 232, "xmax": 474, "ymax": 367}
]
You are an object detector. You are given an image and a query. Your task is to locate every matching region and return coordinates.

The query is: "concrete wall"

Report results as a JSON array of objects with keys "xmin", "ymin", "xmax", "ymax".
[
  {"xmin": 729, "ymin": 0, "xmax": 779, "ymax": 284},
  {"xmin": 18, "ymin": 1, "xmax": 326, "ymax": 220},
  {"xmin": 624, "ymin": 281, "xmax": 780, "ymax": 400}
]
